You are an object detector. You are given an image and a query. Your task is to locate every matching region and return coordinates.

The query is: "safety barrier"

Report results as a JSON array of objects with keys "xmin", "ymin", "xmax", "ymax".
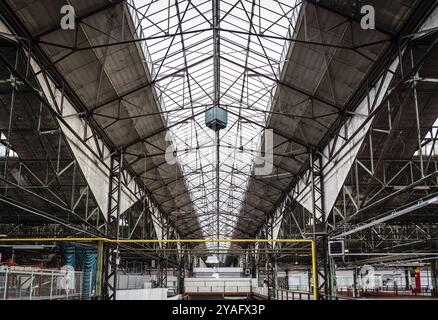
[
  {"xmin": 0, "ymin": 238, "xmax": 318, "ymax": 300},
  {"xmin": 0, "ymin": 267, "xmax": 92, "ymax": 300},
  {"xmin": 276, "ymin": 289, "xmax": 313, "ymax": 300}
]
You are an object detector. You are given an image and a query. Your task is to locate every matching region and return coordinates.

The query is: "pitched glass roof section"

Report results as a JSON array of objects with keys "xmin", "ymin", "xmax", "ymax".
[{"xmin": 128, "ymin": 0, "xmax": 301, "ymax": 251}]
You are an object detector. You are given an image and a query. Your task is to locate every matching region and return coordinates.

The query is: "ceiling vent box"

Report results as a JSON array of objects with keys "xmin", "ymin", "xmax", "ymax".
[
  {"xmin": 328, "ymin": 240, "xmax": 345, "ymax": 256},
  {"xmin": 205, "ymin": 107, "xmax": 228, "ymax": 131}
]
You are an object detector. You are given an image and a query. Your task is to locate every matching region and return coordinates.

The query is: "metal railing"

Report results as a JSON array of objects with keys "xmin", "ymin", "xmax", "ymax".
[
  {"xmin": 319, "ymin": 293, "xmax": 356, "ymax": 301},
  {"xmin": 276, "ymin": 289, "xmax": 313, "ymax": 300},
  {"xmin": 251, "ymin": 287, "xmax": 313, "ymax": 300},
  {"xmin": 282, "ymin": 285, "xmax": 310, "ymax": 292},
  {"xmin": 358, "ymin": 286, "xmax": 435, "ymax": 298},
  {"xmin": 0, "ymin": 267, "xmax": 91, "ymax": 300},
  {"xmin": 252, "ymin": 286, "xmax": 270, "ymax": 298}
]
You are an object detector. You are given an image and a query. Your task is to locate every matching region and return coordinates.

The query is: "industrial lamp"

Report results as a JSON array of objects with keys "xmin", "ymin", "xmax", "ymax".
[{"xmin": 206, "ymin": 255, "xmax": 219, "ymax": 264}]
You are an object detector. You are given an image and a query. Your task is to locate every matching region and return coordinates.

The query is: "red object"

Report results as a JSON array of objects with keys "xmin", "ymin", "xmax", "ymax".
[{"xmin": 414, "ymin": 269, "xmax": 421, "ymax": 293}]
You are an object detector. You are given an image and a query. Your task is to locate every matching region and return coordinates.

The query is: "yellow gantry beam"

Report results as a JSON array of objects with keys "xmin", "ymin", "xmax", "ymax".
[
  {"xmin": 0, "ymin": 238, "xmax": 312, "ymax": 243},
  {"xmin": 0, "ymin": 237, "xmax": 318, "ymax": 300}
]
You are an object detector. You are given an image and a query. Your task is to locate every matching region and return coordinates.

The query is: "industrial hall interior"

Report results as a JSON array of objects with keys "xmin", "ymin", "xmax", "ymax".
[{"xmin": 0, "ymin": 0, "xmax": 438, "ymax": 301}]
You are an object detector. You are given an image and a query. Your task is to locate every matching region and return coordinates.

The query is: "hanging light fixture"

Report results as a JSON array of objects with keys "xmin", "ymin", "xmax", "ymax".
[{"xmin": 206, "ymin": 255, "xmax": 219, "ymax": 264}]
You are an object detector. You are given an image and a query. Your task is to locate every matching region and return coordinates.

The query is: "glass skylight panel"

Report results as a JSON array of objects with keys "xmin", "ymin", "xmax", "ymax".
[{"xmin": 129, "ymin": 0, "xmax": 302, "ymax": 252}]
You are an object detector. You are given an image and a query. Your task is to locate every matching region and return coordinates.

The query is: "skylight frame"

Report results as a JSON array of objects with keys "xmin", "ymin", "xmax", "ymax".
[{"xmin": 128, "ymin": 0, "xmax": 302, "ymax": 252}]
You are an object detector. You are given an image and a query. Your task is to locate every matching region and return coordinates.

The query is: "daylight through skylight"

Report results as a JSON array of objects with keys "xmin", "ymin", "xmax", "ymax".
[{"xmin": 129, "ymin": 0, "xmax": 302, "ymax": 252}]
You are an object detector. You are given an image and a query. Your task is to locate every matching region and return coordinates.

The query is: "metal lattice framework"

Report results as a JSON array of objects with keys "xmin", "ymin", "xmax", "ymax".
[
  {"xmin": 1, "ymin": 0, "xmax": 438, "ymax": 300},
  {"xmin": 127, "ymin": 0, "xmax": 302, "ymax": 251}
]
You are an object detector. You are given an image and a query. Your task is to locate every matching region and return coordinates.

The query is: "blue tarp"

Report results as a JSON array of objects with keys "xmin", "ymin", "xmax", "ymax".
[{"xmin": 60, "ymin": 243, "xmax": 98, "ymax": 296}]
